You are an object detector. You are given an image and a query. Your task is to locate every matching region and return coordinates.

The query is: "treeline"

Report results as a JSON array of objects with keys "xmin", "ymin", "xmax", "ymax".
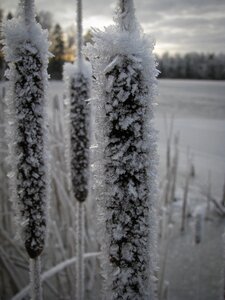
[
  {"xmin": 1, "ymin": 8, "xmax": 225, "ymax": 80},
  {"xmin": 157, "ymin": 52, "xmax": 225, "ymax": 80}
]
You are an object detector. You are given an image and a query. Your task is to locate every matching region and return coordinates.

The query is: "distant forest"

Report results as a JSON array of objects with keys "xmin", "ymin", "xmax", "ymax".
[
  {"xmin": 0, "ymin": 8, "xmax": 225, "ymax": 80},
  {"xmin": 157, "ymin": 53, "xmax": 225, "ymax": 80}
]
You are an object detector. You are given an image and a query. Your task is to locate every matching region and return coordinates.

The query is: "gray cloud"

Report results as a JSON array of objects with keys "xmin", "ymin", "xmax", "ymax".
[{"xmin": 1, "ymin": 0, "xmax": 225, "ymax": 54}]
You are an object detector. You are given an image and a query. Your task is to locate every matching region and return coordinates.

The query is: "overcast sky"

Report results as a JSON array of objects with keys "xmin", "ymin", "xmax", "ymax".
[{"xmin": 1, "ymin": 0, "xmax": 225, "ymax": 55}]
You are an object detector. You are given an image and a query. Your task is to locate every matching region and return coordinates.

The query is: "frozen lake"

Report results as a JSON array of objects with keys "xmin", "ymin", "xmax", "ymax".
[
  {"xmin": 47, "ymin": 79, "xmax": 225, "ymax": 120},
  {"xmin": 157, "ymin": 79, "xmax": 225, "ymax": 119},
  {"xmin": 47, "ymin": 79, "xmax": 225, "ymax": 197},
  {"xmin": 1, "ymin": 79, "xmax": 225, "ymax": 195},
  {"xmin": 156, "ymin": 79, "xmax": 225, "ymax": 197}
]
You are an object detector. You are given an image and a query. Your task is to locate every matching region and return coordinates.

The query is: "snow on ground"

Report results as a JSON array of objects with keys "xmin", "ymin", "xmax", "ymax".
[
  {"xmin": 156, "ymin": 79, "xmax": 225, "ymax": 198},
  {"xmin": 163, "ymin": 214, "xmax": 224, "ymax": 300}
]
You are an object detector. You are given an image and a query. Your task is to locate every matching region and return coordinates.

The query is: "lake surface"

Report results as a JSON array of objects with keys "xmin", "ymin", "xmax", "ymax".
[
  {"xmin": 1, "ymin": 79, "xmax": 225, "ymax": 194},
  {"xmin": 157, "ymin": 79, "xmax": 225, "ymax": 119},
  {"xmin": 2, "ymin": 79, "xmax": 225, "ymax": 119},
  {"xmin": 155, "ymin": 79, "xmax": 225, "ymax": 196}
]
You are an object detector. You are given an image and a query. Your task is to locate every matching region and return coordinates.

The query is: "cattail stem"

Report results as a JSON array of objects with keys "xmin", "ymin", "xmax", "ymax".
[
  {"xmin": 76, "ymin": 202, "xmax": 85, "ymax": 300},
  {"xmin": 181, "ymin": 166, "xmax": 190, "ymax": 232},
  {"xmin": 20, "ymin": 0, "xmax": 35, "ymax": 25},
  {"xmin": 195, "ymin": 213, "xmax": 203, "ymax": 244},
  {"xmin": 76, "ymin": 0, "xmax": 83, "ymax": 70},
  {"xmin": 170, "ymin": 134, "xmax": 179, "ymax": 202},
  {"xmin": 25, "ymin": 0, "xmax": 34, "ymax": 25},
  {"xmin": 118, "ymin": 0, "xmax": 136, "ymax": 32},
  {"xmin": 30, "ymin": 257, "xmax": 42, "ymax": 300},
  {"xmin": 206, "ymin": 171, "xmax": 211, "ymax": 219},
  {"xmin": 221, "ymin": 175, "xmax": 225, "ymax": 207}
]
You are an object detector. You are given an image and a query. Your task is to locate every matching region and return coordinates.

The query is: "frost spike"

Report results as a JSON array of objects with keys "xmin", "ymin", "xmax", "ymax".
[
  {"xmin": 85, "ymin": 0, "xmax": 159, "ymax": 298},
  {"xmin": 3, "ymin": 0, "xmax": 50, "ymax": 260}
]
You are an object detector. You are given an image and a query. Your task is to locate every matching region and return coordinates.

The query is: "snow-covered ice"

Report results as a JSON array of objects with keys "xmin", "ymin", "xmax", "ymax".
[
  {"xmin": 156, "ymin": 79, "xmax": 225, "ymax": 198},
  {"xmin": 2, "ymin": 78, "xmax": 224, "ymax": 198},
  {"xmin": 17, "ymin": 78, "xmax": 225, "ymax": 196}
]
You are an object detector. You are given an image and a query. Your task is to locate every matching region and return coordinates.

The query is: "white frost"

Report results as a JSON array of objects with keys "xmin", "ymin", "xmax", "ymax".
[{"xmin": 85, "ymin": 0, "xmax": 159, "ymax": 299}]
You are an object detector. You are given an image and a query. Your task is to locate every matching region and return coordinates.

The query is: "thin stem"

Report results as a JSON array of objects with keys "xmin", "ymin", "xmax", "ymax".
[
  {"xmin": 118, "ymin": 0, "xmax": 135, "ymax": 32},
  {"xmin": 12, "ymin": 253, "xmax": 100, "ymax": 300},
  {"xmin": 76, "ymin": 201, "xmax": 85, "ymax": 300},
  {"xmin": 206, "ymin": 171, "xmax": 211, "ymax": 218},
  {"xmin": 120, "ymin": 0, "xmax": 126, "ymax": 13},
  {"xmin": 222, "ymin": 174, "xmax": 225, "ymax": 206},
  {"xmin": 181, "ymin": 167, "xmax": 190, "ymax": 232},
  {"xmin": 76, "ymin": 0, "xmax": 83, "ymax": 70},
  {"xmin": 30, "ymin": 257, "xmax": 42, "ymax": 300},
  {"xmin": 20, "ymin": 0, "xmax": 35, "ymax": 26}
]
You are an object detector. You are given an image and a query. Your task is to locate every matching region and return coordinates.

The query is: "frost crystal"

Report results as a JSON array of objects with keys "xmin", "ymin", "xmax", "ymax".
[
  {"xmin": 85, "ymin": 0, "xmax": 159, "ymax": 299},
  {"xmin": 2, "ymin": 2, "xmax": 50, "ymax": 259}
]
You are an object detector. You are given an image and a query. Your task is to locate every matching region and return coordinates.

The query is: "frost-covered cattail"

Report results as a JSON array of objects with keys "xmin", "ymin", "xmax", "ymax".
[
  {"xmin": 63, "ymin": 0, "xmax": 91, "ymax": 299},
  {"xmin": 181, "ymin": 162, "xmax": 191, "ymax": 233},
  {"xmin": 195, "ymin": 212, "xmax": 203, "ymax": 244},
  {"xmin": 2, "ymin": 0, "xmax": 50, "ymax": 260},
  {"xmin": 64, "ymin": 62, "xmax": 91, "ymax": 201},
  {"xmin": 194, "ymin": 206, "xmax": 204, "ymax": 245},
  {"xmin": 85, "ymin": 0, "xmax": 159, "ymax": 299},
  {"xmin": 64, "ymin": 0, "xmax": 91, "ymax": 203},
  {"xmin": 221, "ymin": 175, "xmax": 225, "ymax": 207}
]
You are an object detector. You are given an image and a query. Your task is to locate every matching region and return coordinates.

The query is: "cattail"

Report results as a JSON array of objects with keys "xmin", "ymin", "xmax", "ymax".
[
  {"xmin": 63, "ymin": 0, "xmax": 91, "ymax": 299},
  {"xmin": 86, "ymin": 0, "xmax": 159, "ymax": 298},
  {"xmin": 221, "ymin": 175, "xmax": 225, "ymax": 207},
  {"xmin": 3, "ymin": 1, "xmax": 50, "ymax": 297},
  {"xmin": 170, "ymin": 133, "xmax": 179, "ymax": 203},
  {"xmin": 195, "ymin": 212, "xmax": 203, "ymax": 244},
  {"xmin": 3, "ymin": 0, "xmax": 50, "ymax": 259},
  {"xmin": 64, "ymin": 1, "xmax": 91, "ymax": 202},
  {"xmin": 162, "ymin": 281, "xmax": 169, "ymax": 300},
  {"xmin": 181, "ymin": 155, "xmax": 191, "ymax": 233},
  {"xmin": 64, "ymin": 63, "xmax": 91, "ymax": 201},
  {"xmin": 205, "ymin": 171, "xmax": 211, "ymax": 219}
]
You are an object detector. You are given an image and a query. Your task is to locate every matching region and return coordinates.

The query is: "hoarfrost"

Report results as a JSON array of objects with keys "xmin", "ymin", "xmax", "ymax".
[{"xmin": 85, "ymin": 0, "xmax": 159, "ymax": 299}]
